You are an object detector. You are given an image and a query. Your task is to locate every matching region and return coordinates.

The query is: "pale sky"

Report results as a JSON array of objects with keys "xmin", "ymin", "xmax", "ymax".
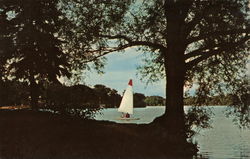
[
  {"xmin": 85, "ymin": 48, "xmax": 166, "ymax": 97},
  {"xmin": 84, "ymin": 47, "xmax": 248, "ymax": 97}
]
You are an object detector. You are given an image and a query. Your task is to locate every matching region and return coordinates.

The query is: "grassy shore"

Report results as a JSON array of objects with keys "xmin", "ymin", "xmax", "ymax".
[{"xmin": 0, "ymin": 110, "xmax": 197, "ymax": 159}]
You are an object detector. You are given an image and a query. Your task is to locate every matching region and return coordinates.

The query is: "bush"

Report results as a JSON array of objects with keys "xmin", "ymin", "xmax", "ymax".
[{"xmin": 43, "ymin": 83, "xmax": 101, "ymax": 119}]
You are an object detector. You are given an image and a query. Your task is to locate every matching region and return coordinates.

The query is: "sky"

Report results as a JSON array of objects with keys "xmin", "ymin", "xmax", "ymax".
[
  {"xmin": 84, "ymin": 48, "xmax": 166, "ymax": 97},
  {"xmin": 83, "ymin": 47, "xmax": 249, "ymax": 97}
]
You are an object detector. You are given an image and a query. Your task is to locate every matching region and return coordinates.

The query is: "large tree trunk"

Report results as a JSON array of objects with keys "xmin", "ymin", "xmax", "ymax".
[
  {"xmin": 29, "ymin": 75, "xmax": 39, "ymax": 110},
  {"xmin": 163, "ymin": 45, "xmax": 186, "ymax": 138},
  {"xmin": 153, "ymin": 0, "xmax": 187, "ymax": 142}
]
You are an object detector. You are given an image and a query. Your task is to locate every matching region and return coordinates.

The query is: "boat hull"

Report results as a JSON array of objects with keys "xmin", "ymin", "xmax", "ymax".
[{"xmin": 116, "ymin": 118, "xmax": 140, "ymax": 120}]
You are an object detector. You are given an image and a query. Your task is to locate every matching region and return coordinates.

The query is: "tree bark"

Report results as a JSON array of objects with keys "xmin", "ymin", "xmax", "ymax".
[
  {"xmin": 164, "ymin": 45, "xmax": 186, "ymax": 138},
  {"xmin": 29, "ymin": 75, "xmax": 39, "ymax": 110},
  {"xmin": 153, "ymin": 0, "xmax": 187, "ymax": 141}
]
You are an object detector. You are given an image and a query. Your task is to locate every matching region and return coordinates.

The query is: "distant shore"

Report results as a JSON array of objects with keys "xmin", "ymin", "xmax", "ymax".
[{"xmin": 0, "ymin": 105, "xmax": 229, "ymax": 111}]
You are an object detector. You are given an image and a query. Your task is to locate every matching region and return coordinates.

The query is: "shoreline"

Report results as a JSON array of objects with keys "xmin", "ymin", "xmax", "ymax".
[{"xmin": 0, "ymin": 109, "xmax": 197, "ymax": 159}]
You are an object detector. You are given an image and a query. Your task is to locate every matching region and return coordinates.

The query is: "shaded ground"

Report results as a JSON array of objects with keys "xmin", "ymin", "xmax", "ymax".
[{"xmin": 0, "ymin": 110, "xmax": 197, "ymax": 159}]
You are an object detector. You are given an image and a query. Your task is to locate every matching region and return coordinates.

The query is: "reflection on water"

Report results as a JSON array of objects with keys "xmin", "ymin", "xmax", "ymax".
[
  {"xmin": 95, "ymin": 106, "xmax": 250, "ymax": 159},
  {"xmin": 193, "ymin": 107, "xmax": 250, "ymax": 159}
]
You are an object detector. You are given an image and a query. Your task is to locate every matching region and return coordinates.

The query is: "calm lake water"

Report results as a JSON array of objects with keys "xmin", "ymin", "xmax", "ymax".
[{"xmin": 95, "ymin": 106, "xmax": 250, "ymax": 159}]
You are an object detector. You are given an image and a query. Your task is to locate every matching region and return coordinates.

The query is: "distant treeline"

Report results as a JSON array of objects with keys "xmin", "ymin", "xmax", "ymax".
[
  {"xmin": 0, "ymin": 81, "xmax": 163, "ymax": 108},
  {"xmin": 0, "ymin": 81, "xmax": 235, "ymax": 108},
  {"xmin": 184, "ymin": 95, "xmax": 235, "ymax": 106},
  {"xmin": 0, "ymin": 81, "xmax": 120, "ymax": 108},
  {"xmin": 144, "ymin": 96, "xmax": 165, "ymax": 106}
]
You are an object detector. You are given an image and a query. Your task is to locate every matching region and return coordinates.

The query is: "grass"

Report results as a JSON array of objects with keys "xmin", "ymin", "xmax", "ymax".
[{"xmin": 0, "ymin": 110, "xmax": 197, "ymax": 159}]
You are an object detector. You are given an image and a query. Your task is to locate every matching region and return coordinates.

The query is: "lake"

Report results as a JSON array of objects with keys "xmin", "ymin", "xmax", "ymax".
[{"xmin": 95, "ymin": 106, "xmax": 250, "ymax": 159}]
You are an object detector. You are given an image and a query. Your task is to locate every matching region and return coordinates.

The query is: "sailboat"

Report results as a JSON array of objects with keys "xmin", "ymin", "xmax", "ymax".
[{"xmin": 117, "ymin": 79, "xmax": 139, "ymax": 120}]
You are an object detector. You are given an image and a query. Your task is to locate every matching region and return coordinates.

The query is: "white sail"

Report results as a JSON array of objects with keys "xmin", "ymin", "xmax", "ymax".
[{"xmin": 118, "ymin": 80, "xmax": 133, "ymax": 114}]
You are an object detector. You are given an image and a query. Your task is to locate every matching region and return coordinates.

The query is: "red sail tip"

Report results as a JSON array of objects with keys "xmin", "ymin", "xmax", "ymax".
[{"xmin": 128, "ymin": 79, "xmax": 133, "ymax": 86}]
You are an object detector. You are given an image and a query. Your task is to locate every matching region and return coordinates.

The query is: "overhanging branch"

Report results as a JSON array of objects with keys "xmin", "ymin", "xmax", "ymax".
[
  {"xmin": 185, "ymin": 36, "xmax": 250, "ymax": 70},
  {"xmin": 184, "ymin": 38, "xmax": 248, "ymax": 60},
  {"xmin": 82, "ymin": 44, "xmax": 131, "ymax": 63},
  {"xmin": 185, "ymin": 13, "xmax": 203, "ymax": 37},
  {"xmin": 100, "ymin": 34, "xmax": 133, "ymax": 43},
  {"xmin": 187, "ymin": 28, "xmax": 250, "ymax": 45},
  {"xmin": 83, "ymin": 33, "xmax": 168, "ymax": 63},
  {"xmin": 100, "ymin": 34, "xmax": 167, "ymax": 52}
]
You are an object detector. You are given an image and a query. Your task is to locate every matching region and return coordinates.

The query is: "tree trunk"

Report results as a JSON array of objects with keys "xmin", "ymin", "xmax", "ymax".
[
  {"xmin": 29, "ymin": 75, "xmax": 39, "ymax": 110},
  {"xmin": 164, "ymin": 46, "xmax": 186, "ymax": 137},
  {"xmin": 153, "ymin": 0, "xmax": 187, "ymax": 141}
]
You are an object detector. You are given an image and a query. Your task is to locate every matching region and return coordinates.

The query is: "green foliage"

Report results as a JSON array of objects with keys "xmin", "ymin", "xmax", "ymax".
[
  {"xmin": 225, "ymin": 78, "xmax": 250, "ymax": 128},
  {"xmin": 0, "ymin": 81, "xmax": 29, "ymax": 106},
  {"xmin": 0, "ymin": 0, "xmax": 248, "ymax": 133},
  {"xmin": 44, "ymin": 83, "xmax": 100, "ymax": 119},
  {"xmin": 134, "ymin": 93, "xmax": 146, "ymax": 107},
  {"xmin": 0, "ymin": 81, "xmax": 122, "ymax": 118},
  {"xmin": 0, "ymin": 0, "xmax": 71, "ymax": 82},
  {"xmin": 144, "ymin": 96, "xmax": 165, "ymax": 106},
  {"xmin": 93, "ymin": 84, "xmax": 122, "ymax": 108},
  {"xmin": 184, "ymin": 95, "xmax": 234, "ymax": 106},
  {"xmin": 68, "ymin": 0, "xmax": 249, "ymax": 97},
  {"xmin": 58, "ymin": 0, "xmax": 133, "ymax": 78},
  {"xmin": 185, "ymin": 107, "xmax": 213, "ymax": 138},
  {"xmin": 68, "ymin": 0, "xmax": 249, "ymax": 128},
  {"xmin": 137, "ymin": 51, "xmax": 165, "ymax": 84},
  {"xmin": 45, "ymin": 84, "xmax": 96, "ymax": 107},
  {"xmin": 0, "ymin": 0, "xmax": 73, "ymax": 109},
  {"xmin": 0, "ymin": 0, "xmax": 111, "ymax": 109}
]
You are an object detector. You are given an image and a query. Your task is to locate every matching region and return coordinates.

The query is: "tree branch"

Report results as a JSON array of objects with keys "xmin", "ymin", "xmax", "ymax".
[
  {"xmin": 184, "ymin": 1, "xmax": 210, "ymax": 39},
  {"xmin": 185, "ymin": 13, "xmax": 203, "ymax": 37},
  {"xmin": 186, "ymin": 28, "xmax": 250, "ymax": 45},
  {"xmin": 130, "ymin": 40, "xmax": 167, "ymax": 51},
  {"xmin": 100, "ymin": 34, "xmax": 167, "ymax": 51},
  {"xmin": 185, "ymin": 36, "xmax": 250, "ymax": 70},
  {"xmin": 184, "ymin": 39, "xmax": 246, "ymax": 60},
  {"xmin": 100, "ymin": 34, "xmax": 133, "ymax": 43},
  {"xmin": 185, "ymin": 47, "xmax": 206, "ymax": 60},
  {"xmin": 82, "ymin": 44, "xmax": 131, "ymax": 63},
  {"xmin": 83, "ymin": 33, "xmax": 168, "ymax": 63}
]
